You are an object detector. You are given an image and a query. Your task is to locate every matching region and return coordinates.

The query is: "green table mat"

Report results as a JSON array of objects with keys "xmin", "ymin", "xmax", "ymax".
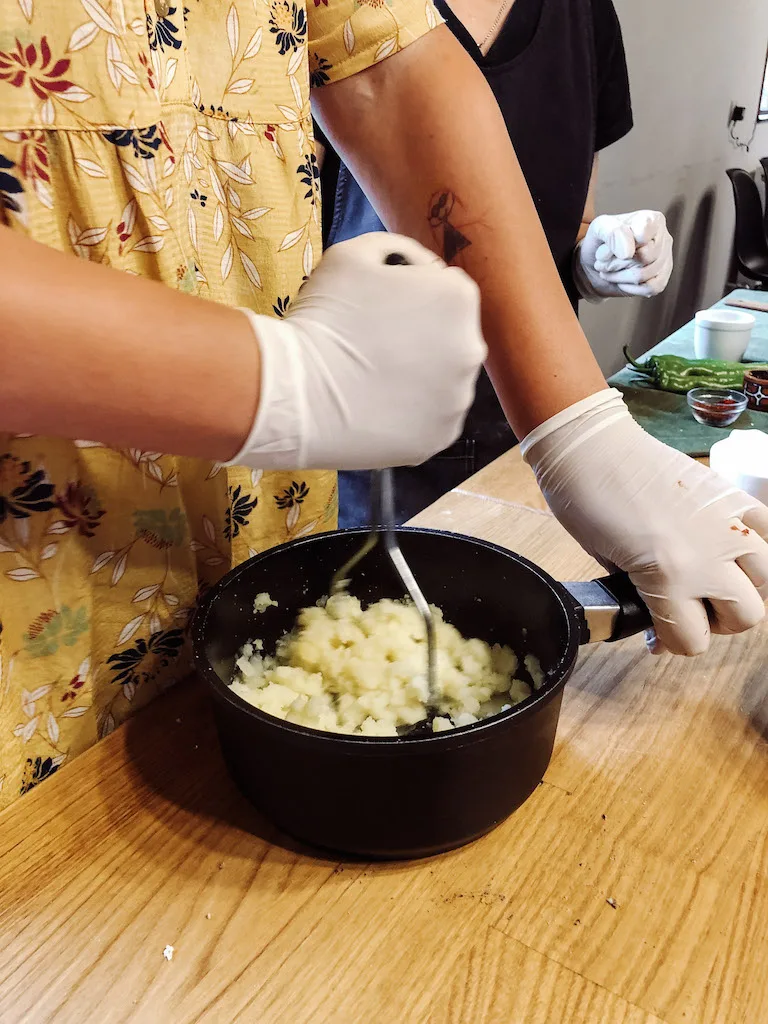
[
  {"xmin": 608, "ymin": 289, "xmax": 768, "ymax": 457},
  {"xmin": 613, "ymin": 385, "xmax": 768, "ymax": 457}
]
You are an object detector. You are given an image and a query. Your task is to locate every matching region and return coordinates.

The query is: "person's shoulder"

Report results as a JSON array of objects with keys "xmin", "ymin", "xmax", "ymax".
[
  {"xmin": 589, "ymin": 0, "xmax": 621, "ymax": 22},
  {"xmin": 589, "ymin": 0, "xmax": 632, "ymax": 150},
  {"xmin": 589, "ymin": 0, "xmax": 623, "ymax": 37},
  {"xmin": 588, "ymin": 0, "xmax": 624, "ymax": 60}
]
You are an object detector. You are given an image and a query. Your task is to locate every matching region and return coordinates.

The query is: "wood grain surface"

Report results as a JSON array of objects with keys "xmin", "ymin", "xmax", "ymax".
[{"xmin": 0, "ymin": 449, "xmax": 766, "ymax": 1024}]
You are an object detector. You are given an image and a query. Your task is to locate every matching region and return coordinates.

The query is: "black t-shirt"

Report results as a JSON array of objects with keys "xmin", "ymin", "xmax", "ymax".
[{"xmin": 480, "ymin": 0, "xmax": 632, "ymax": 153}]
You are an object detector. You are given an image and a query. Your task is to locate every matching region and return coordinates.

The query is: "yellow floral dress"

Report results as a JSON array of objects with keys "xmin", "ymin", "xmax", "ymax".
[{"xmin": 0, "ymin": 0, "xmax": 438, "ymax": 806}]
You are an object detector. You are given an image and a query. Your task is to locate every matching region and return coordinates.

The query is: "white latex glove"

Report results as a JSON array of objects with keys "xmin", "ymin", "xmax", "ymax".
[
  {"xmin": 521, "ymin": 389, "xmax": 768, "ymax": 656},
  {"xmin": 229, "ymin": 233, "xmax": 486, "ymax": 471},
  {"xmin": 573, "ymin": 210, "xmax": 673, "ymax": 301}
]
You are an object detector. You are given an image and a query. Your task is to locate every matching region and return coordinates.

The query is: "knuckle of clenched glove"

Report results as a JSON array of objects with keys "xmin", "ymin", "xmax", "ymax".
[
  {"xmin": 650, "ymin": 627, "xmax": 689, "ymax": 658},
  {"xmin": 659, "ymin": 618, "xmax": 710, "ymax": 657},
  {"xmin": 636, "ymin": 263, "xmax": 660, "ymax": 284},
  {"xmin": 735, "ymin": 601, "xmax": 766, "ymax": 631},
  {"xmin": 646, "ymin": 537, "xmax": 696, "ymax": 582},
  {"xmin": 635, "ymin": 242, "xmax": 660, "ymax": 266},
  {"xmin": 593, "ymin": 241, "xmax": 613, "ymax": 264},
  {"xmin": 645, "ymin": 266, "xmax": 669, "ymax": 293},
  {"xmin": 619, "ymin": 268, "xmax": 641, "ymax": 286},
  {"xmin": 682, "ymin": 633, "xmax": 711, "ymax": 658}
]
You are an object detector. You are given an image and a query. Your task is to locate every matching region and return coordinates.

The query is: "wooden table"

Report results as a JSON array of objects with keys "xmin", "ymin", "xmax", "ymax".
[{"xmin": 2, "ymin": 450, "xmax": 768, "ymax": 1024}]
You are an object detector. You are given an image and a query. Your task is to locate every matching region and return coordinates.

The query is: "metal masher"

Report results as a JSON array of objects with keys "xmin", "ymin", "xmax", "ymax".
[{"xmin": 330, "ymin": 468, "xmax": 439, "ymax": 711}]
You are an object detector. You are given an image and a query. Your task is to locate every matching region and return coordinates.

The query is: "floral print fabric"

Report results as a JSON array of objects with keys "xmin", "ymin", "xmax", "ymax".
[{"xmin": 0, "ymin": 0, "xmax": 438, "ymax": 806}]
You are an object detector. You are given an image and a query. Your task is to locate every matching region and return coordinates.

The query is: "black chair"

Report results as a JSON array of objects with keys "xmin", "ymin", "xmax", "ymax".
[
  {"xmin": 760, "ymin": 156, "xmax": 768, "ymax": 244},
  {"xmin": 726, "ymin": 167, "xmax": 768, "ymax": 287}
]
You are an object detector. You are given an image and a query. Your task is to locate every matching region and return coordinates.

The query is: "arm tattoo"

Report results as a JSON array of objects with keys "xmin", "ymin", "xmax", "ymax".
[{"xmin": 427, "ymin": 191, "xmax": 472, "ymax": 264}]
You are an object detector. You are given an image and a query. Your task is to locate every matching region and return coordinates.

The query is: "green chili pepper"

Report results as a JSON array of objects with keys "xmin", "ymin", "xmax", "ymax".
[{"xmin": 623, "ymin": 347, "xmax": 768, "ymax": 394}]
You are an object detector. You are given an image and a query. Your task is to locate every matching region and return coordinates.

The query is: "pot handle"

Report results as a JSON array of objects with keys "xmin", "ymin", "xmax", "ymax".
[{"xmin": 562, "ymin": 573, "xmax": 652, "ymax": 644}]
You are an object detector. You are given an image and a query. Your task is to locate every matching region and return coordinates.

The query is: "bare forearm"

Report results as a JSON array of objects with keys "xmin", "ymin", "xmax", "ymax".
[
  {"xmin": 0, "ymin": 227, "xmax": 258, "ymax": 459},
  {"xmin": 313, "ymin": 28, "xmax": 607, "ymax": 436}
]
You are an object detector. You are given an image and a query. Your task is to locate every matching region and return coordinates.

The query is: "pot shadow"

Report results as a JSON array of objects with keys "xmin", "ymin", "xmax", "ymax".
[
  {"xmin": 112, "ymin": 676, "xmax": 468, "ymax": 873},
  {"xmin": 566, "ymin": 638, "xmax": 651, "ymax": 703},
  {"xmin": 111, "ymin": 678, "xmax": 344, "ymax": 865}
]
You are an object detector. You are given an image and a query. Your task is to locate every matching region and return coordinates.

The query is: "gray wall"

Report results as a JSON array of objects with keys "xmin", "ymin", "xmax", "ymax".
[{"xmin": 584, "ymin": 0, "xmax": 768, "ymax": 374}]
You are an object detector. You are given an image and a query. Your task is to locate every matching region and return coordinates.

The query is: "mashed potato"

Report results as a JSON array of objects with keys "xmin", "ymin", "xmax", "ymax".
[
  {"xmin": 230, "ymin": 593, "xmax": 542, "ymax": 736},
  {"xmin": 253, "ymin": 592, "xmax": 278, "ymax": 613}
]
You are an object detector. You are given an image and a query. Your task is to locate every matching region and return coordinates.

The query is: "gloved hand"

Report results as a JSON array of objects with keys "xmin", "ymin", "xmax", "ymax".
[
  {"xmin": 521, "ymin": 389, "xmax": 768, "ymax": 656},
  {"xmin": 229, "ymin": 233, "xmax": 486, "ymax": 471},
  {"xmin": 573, "ymin": 210, "xmax": 673, "ymax": 301}
]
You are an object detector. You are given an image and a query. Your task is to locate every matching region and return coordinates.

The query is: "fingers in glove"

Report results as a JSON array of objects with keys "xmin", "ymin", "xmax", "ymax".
[
  {"xmin": 735, "ymin": 517, "xmax": 768, "ymax": 600},
  {"xmin": 596, "ymin": 234, "xmax": 662, "ymax": 269},
  {"xmin": 706, "ymin": 563, "xmax": 767, "ymax": 634},
  {"xmin": 595, "ymin": 254, "xmax": 635, "ymax": 274},
  {"xmin": 617, "ymin": 268, "xmax": 671, "ymax": 298},
  {"xmin": 632, "ymin": 235, "xmax": 664, "ymax": 266},
  {"xmin": 595, "ymin": 242, "xmax": 634, "ymax": 268},
  {"xmin": 609, "ymin": 234, "xmax": 673, "ymax": 294},
  {"xmin": 627, "ymin": 210, "xmax": 665, "ymax": 245},
  {"xmin": 638, "ymin": 588, "xmax": 712, "ymax": 656},
  {"xmin": 597, "ymin": 237, "xmax": 663, "ymax": 274},
  {"xmin": 737, "ymin": 551, "xmax": 768, "ymax": 600},
  {"xmin": 325, "ymin": 232, "xmax": 445, "ymax": 270},
  {"xmin": 600, "ymin": 260, "xmax": 663, "ymax": 286},
  {"xmin": 590, "ymin": 218, "xmax": 636, "ymax": 261},
  {"xmin": 741, "ymin": 501, "xmax": 768, "ymax": 542}
]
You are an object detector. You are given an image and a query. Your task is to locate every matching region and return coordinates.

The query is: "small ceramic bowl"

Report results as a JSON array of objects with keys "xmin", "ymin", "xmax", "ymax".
[
  {"xmin": 693, "ymin": 309, "xmax": 755, "ymax": 361},
  {"xmin": 743, "ymin": 370, "xmax": 768, "ymax": 412},
  {"xmin": 687, "ymin": 388, "xmax": 747, "ymax": 427}
]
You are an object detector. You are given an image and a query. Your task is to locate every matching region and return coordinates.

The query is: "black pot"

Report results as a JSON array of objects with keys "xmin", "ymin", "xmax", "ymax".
[{"xmin": 191, "ymin": 528, "xmax": 650, "ymax": 859}]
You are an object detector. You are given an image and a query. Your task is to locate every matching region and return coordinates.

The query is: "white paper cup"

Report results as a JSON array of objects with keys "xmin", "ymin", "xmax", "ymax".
[{"xmin": 693, "ymin": 309, "xmax": 755, "ymax": 362}]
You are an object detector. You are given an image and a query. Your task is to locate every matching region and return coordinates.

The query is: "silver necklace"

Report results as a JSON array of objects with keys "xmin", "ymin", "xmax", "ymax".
[{"xmin": 479, "ymin": 0, "xmax": 514, "ymax": 52}]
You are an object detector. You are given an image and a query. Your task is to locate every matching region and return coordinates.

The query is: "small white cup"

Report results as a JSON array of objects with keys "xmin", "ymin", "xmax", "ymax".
[{"xmin": 693, "ymin": 309, "xmax": 755, "ymax": 362}]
